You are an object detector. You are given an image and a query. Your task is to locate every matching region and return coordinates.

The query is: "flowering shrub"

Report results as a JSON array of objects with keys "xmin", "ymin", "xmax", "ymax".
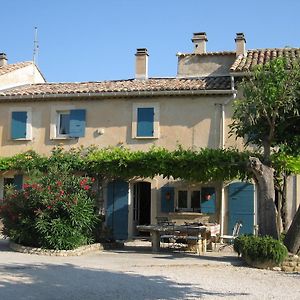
[{"xmin": 0, "ymin": 167, "xmax": 99, "ymax": 250}]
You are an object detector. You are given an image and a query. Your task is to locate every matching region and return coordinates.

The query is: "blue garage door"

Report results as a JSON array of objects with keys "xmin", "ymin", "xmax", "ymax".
[
  {"xmin": 228, "ymin": 182, "xmax": 254, "ymax": 235},
  {"xmin": 107, "ymin": 180, "xmax": 129, "ymax": 240}
]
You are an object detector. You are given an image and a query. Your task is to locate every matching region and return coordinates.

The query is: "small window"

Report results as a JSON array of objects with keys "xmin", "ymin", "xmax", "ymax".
[
  {"xmin": 57, "ymin": 112, "xmax": 70, "ymax": 136},
  {"xmin": 53, "ymin": 109, "xmax": 86, "ymax": 139},
  {"xmin": 176, "ymin": 188, "xmax": 215, "ymax": 213}
]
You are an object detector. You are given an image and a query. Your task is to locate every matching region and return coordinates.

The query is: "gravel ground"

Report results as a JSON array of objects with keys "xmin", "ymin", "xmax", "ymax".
[{"xmin": 0, "ymin": 239, "xmax": 299, "ymax": 300}]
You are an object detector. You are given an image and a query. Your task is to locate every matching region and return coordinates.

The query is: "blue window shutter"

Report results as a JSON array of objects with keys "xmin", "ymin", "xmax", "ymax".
[
  {"xmin": 201, "ymin": 187, "xmax": 216, "ymax": 214},
  {"xmin": 11, "ymin": 111, "xmax": 27, "ymax": 139},
  {"xmin": 14, "ymin": 175, "xmax": 23, "ymax": 190},
  {"xmin": 137, "ymin": 107, "xmax": 154, "ymax": 137},
  {"xmin": 69, "ymin": 109, "xmax": 86, "ymax": 137},
  {"xmin": 161, "ymin": 187, "xmax": 174, "ymax": 213}
]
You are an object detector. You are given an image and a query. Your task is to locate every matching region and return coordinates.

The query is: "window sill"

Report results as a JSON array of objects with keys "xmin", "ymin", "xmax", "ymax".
[
  {"xmin": 11, "ymin": 138, "xmax": 32, "ymax": 141},
  {"xmin": 133, "ymin": 136, "xmax": 159, "ymax": 139},
  {"xmin": 169, "ymin": 212, "xmax": 203, "ymax": 216},
  {"xmin": 51, "ymin": 136, "xmax": 77, "ymax": 140}
]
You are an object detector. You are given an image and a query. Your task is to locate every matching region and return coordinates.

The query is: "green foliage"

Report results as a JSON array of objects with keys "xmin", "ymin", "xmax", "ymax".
[
  {"xmin": 0, "ymin": 166, "xmax": 99, "ymax": 250},
  {"xmin": 0, "ymin": 146, "xmax": 257, "ymax": 183},
  {"xmin": 234, "ymin": 235, "xmax": 288, "ymax": 264},
  {"xmin": 230, "ymin": 58, "xmax": 300, "ymax": 161}
]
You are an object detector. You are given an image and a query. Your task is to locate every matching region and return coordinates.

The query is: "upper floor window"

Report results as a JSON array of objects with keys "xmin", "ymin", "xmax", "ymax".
[
  {"xmin": 10, "ymin": 108, "xmax": 32, "ymax": 140},
  {"xmin": 50, "ymin": 107, "xmax": 86, "ymax": 139},
  {"xmin": 132, "ymin": 103, "xmax": 159, "ymax": 139}
]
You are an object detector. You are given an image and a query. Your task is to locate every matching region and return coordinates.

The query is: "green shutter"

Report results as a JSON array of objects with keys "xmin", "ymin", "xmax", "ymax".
[
  {"xmin": 11, "ymin": 111, "xmax": 27, "ymax": 139},
  {"xmin": 69, "ymin": 109, "xmax": 86, "ymax": 137}
]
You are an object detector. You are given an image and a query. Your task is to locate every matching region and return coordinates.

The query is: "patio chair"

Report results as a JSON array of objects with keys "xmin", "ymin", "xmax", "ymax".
[
  {"xmin": 160, "ymin": 222, "xmax": 177, "ymax": 248},
  {"xmin": 183, "ymin": 224, "xmax": 205, "ymax": 255},
  {"xmin": 218, "ymin": 221, "xmax": 242, "ymax": 251}
]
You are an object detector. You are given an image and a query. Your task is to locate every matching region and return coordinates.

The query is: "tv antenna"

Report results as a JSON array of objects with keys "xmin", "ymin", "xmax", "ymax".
[{"xmin": 33, "ymin": 26, "xmax": 39, "ymax": 65}]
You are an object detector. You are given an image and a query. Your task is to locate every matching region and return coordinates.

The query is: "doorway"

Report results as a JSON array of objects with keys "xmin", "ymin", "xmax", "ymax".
[
  {"xmin": 133, "ymin": 182, "xmax": 151, "ymax": 235},
  {"xmin": 228, "ymin": 182, "xmax": 255, "ymax": 235}
]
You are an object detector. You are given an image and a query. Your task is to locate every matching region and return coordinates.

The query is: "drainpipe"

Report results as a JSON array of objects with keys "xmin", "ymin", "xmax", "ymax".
[{"xmin": 220, "ymin": 75, "xmax": 237, "ymax": 236}]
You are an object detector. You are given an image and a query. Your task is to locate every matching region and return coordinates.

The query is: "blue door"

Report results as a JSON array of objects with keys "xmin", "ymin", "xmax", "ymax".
[
  {"xmin": 228, "ymin": 182, "xmax": 254, "ymax": 235},
  {"xmin": 107, "ymin": 180, "xmax": 129, "ymax": 240}
]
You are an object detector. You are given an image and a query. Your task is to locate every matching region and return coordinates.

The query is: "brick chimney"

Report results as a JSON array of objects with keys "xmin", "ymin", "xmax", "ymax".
[
  {"xmin": 191, "ymin": 32, "xmax": 208, "ymax": 54},
  {"xmin": 135, "ymin": 48, "xmax": 148, "ymax": 79},
  {"xmin": 0, "ymin": 53, "xmax": 8, "ymax": 67},
  {"xmin": 235, "ymin": 33, "xmax": 247, "ymax": 56}
]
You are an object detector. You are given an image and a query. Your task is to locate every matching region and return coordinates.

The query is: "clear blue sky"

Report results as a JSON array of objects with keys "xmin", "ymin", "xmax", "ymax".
[{"xmin": 2, "ymin": 0, "xmax": 300, "ymax": 82}]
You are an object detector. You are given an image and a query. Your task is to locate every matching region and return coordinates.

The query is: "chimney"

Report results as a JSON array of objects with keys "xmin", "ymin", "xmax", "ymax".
[
  {"xmin": 135, "ymin": 48, "xmax": 148, "ymax": 79},
  {"xmin": 0, "ymin": 53, "xmax": 7, "ymax": 67},
  {"xmin": 235, "ymin": 33, "xmax": 246, "ymax": 56},
  {"xmin": 191, "ymin": 32, "xmax": 208, "ymax": 54}
]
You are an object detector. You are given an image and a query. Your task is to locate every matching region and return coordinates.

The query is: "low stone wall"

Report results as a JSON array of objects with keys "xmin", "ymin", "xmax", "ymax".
[
  {"xmin": 281, "ymin": 254, "xmax": 300, "ymax": 272},
  {"xmin": 10, "ymin": 242, "xmax": 107, "ymax": 256}
]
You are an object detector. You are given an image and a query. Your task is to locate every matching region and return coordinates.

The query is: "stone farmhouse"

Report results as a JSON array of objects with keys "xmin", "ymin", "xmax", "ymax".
[{"xmin": 0, "ymin": 33, "xmax": 299, "ymax": 240}]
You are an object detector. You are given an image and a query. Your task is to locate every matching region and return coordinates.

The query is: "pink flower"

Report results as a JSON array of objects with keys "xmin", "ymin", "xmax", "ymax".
[
  {"xmin": 80, "ymin": 178, "xmax": 88, "ymax": 186},
  {"xmin": 83, "ymin": 185, "xmax": 90, "ymax": 190}
]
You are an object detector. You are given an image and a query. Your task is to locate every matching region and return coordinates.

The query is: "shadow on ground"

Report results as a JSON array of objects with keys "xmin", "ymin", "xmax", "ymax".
[{"xmin": 0, "ymin": 262, "xmax": 249, "ymax": 300}]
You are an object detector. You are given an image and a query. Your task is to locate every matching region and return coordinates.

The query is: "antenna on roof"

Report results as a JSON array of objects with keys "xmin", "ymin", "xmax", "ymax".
[{"xmin": 33, "ymin": 26, "xmax": 39, "ymax": 65}]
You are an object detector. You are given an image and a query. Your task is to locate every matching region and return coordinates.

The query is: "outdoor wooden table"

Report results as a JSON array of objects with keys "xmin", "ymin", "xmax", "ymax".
[{"xmin": 136, "ymin": 224, "xmax": 208, "ymax": 253}]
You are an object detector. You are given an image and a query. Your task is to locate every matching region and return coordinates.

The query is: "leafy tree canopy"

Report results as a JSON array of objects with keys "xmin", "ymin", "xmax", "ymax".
[{"xmin": 230, "ymin": 58, "xmax": 300, "ymax": 161}]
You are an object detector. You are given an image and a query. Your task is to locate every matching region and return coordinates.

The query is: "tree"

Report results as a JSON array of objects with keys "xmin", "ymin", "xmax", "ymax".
[{"xmin": 230, "ymin": 58, "xmax": 300, "ymax": 240}]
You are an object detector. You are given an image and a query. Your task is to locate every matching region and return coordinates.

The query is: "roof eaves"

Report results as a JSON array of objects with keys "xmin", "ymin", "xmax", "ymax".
[{"xmin": 0, "ymin": 89, "xmax": 234, "ymax": 102}]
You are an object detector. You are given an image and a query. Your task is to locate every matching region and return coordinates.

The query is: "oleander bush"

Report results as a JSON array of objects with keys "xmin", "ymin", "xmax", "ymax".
[
  {"xmin": 234, "ymin": 235, "xmax": 288, "ymax": 265},
  {"xmin": 0, "ymin": 166, "xmax": 99, "ymax": 250}
]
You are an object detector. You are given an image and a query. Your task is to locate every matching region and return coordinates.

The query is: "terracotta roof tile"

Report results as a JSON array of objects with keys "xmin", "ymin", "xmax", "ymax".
[
  {"xmin": 230, "ymin": 48, "xmax": 300, "ymax": 72},
  {"xmin": 0, "ymin": 77, "xmax": 231, "ymax": 98},
  {"xmin": 0, "ymin": 61, "xmax": 32, "ymax": 76}
]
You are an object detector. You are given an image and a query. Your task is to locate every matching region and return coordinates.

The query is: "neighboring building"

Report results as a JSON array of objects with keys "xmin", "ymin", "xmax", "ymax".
[
  {"xmin": 0, "ymin": 34, "xmax": 298, "ymax": 240},
  {"xmin": 0, "ymin": 53, "xmax": 45, "ymax": 91}
]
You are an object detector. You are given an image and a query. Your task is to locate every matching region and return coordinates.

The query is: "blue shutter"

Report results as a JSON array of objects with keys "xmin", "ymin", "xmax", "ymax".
[
  {"xmin": 11, "ymin": 111, "xmax": 27, "ymax": 139},
  {"xmin": 201, "ymin": 187, "xmax": 216, "ymax": 214},
  {"xmin": 161, "ymin": 187, "xmax": 174, "ymax": 213},
  {"xmin": 69, "ymin": 109, "xmax": 86, "ymax": 137},
  {"xmin": 14, "ymin": 175, "xmax": 23, "ymax": 190},
  {"xmin": 107, "ymin": 180, "xmax": 129, "ymax": 240},
  {"xmin": 137, "ymin": 107, "xmax": 154, "ymax": 137}
]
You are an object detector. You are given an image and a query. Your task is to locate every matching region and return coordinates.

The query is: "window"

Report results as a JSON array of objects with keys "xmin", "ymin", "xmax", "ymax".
[
  {"xmin": 51, "ymin": 108, "xmax": 86, "ymax": 139},
  {"xmin": 177, "ymin": 189, "xmax": 201, "ymax": 212},
  {"xmin": 10, "ymin": 108, "xmax": 32, "ymax": 140},
  {"xmin": 132, "ymin": 103, "xmax": 159, "ymax": 138},
  {"xmin": 176, "ymin": 187, "xmax": 216, "ymax": 213},
  {"xmin": 57, "ymin": 111, "xmax": 70, "ymax": 136}
]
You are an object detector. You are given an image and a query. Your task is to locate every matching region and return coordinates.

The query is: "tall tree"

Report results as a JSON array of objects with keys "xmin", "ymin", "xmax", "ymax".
[{"xmin": 230, "ymin": 58, "xmax": 300, "ymax": 240}]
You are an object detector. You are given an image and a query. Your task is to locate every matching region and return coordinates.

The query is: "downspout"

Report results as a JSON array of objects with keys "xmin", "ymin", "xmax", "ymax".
[{"xmin": 220, "ymin": 75, "xmax": 236, "ymax": 236}]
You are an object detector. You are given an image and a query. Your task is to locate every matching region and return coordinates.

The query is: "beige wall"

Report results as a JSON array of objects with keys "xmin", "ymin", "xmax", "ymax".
[
  {"xmin": 0, "ymin": 94, "xmax": 241, "ymax": 156},
  {"xmin": 0, "ymin": 64, "xmax": 45, "ymax": 90},
  {"xmin": 177, "ymin": 54, "xmax": 236, "ymax": 77}
]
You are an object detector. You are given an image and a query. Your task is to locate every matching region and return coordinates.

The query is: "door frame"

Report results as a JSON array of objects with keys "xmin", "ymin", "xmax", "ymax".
[{"xmin": 129, "ymin": 179, "xmax": 155, "ymax": 238}]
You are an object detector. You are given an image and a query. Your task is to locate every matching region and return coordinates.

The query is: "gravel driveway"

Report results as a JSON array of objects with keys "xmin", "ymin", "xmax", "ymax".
[{"xmin": 0, "ymin": 239, "xmax": 299, "ymax": 300}]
